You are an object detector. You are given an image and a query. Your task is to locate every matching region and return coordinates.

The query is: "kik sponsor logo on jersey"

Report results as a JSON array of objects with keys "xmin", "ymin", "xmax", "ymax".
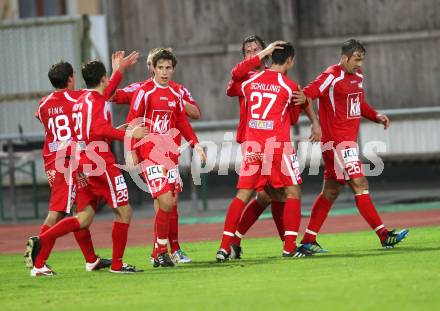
[
  {"xmin": 346, "ymin": 92, "xmax": 362, "ymax": 118},
  {"xmin": 249, "ymin": 119, "xmax": 274, "ymax": 130},
  {"xmin": 341, "ymin": 147, "xmax": 359, "ymax": 164},
  {"xmin": 114, "ymin": 175, "xmax": 127, "ymax": 191},
  {"xmin": 151, "ymin": 110, "xmax": 172, "ymax": 134}
]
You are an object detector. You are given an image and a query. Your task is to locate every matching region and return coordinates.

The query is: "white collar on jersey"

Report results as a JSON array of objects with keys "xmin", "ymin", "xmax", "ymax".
[{"xmin": 153, "ymin": 78, "xmax": 169, "ymax": 89}]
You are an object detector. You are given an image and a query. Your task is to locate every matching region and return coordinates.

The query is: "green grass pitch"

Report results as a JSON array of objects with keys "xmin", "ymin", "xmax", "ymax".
[{"xmin": 1, "ymin": 226, "xmax": 439, "ymax": 311}]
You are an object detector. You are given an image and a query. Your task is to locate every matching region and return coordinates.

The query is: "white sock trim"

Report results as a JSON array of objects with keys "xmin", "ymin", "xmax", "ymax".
[
  {"xmin": 223, "ymin": 231, "xmax": 235, "ymax": 237},
  {"xmin": 235, "ymin": 231, "xmax": 244, "ymax": 238},
  {"xmin": 374, "ymin": 224, "xmax": 385, "ymax": 232},
  {"xmin": 354, "ymin": 190, "xmax": 369, "ymax": 196},
  {"xmin": 157, "ymin": 238, "xmax": 168, "ymax": 245},
  {"xmin": 305, "ymin": 229, "xmax": 318, "ymax": 235},
  {"xmin": 284, "ymin": 231, "xmax": 298, "ymax": 236}
]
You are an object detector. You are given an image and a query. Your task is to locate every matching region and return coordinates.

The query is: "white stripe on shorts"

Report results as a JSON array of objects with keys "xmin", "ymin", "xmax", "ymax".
[
  {"xmin": 282, "ymin": 154, "xmax": 298, "ymax": 185},
  {"xmin": 104, "ymin": 170, "xmax": 118, "ymax": 208}
]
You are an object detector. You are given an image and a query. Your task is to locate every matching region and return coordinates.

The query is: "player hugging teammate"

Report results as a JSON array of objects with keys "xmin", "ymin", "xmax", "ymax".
[{"xmin": 25, "ymin": 37, "xmax": 408, "ymax": 276}]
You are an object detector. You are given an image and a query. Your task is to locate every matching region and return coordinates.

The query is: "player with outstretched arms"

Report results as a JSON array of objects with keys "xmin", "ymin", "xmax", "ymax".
[
  {"xmin": 126, "ymin": 49, "xmax": 206, "ymax": 267},
  {"xmin": 296, "ymin": 39, "xmax": 408, "ymax": 256},
  {"xmin": 217, "ymin": 42, "xmax": 319, "ymax": 262},
  {"xmin": 25, "ymin": 51, "xmax": 148, "ymax": 276}
]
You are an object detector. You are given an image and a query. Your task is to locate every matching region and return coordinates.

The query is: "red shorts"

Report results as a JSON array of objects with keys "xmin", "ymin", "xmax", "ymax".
[
  {"xmin": 141, "ymin": 164, "xmax": 182, "ymax": 199},
  {"xmin": 322, "ymin": 143, "xmax": 364, "ymax": 183},
  {"xmin": 237, "ymin": 152, "xmax": 302, "ymax": 190},
  {"xmin": 45, "ymin": 160, "xmax": 76, "ymax": 213},
  {"xmin": 76, "ymin": 163, "xmax": 129, "ymax": 211}
]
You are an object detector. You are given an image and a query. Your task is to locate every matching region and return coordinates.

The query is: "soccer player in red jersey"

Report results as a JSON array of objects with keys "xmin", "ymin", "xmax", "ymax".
[
  {"xmin": 225, "ymin": 36, "xmax": 320, "ymax": 259},
  {"xmin": 217, "ymin": 42, "xmax": 319, "ymax": 261},
  {"xmin": 25, "ymin": 61, "xmax": 122, "ymax": 272},
  {"xmin": 126, "ymin": 48, "xmax": 206, "ymax": 267},
  {"xmin": 25, "ymin": 51, "xmax": 148, "ymax": 276},
  {"xmin": 297, "ymin": 39, "xmax": 408, "ymax": 255},
  {"xmin": 113, "ymin": 48, "xmax": 201, "ymax": 264}
]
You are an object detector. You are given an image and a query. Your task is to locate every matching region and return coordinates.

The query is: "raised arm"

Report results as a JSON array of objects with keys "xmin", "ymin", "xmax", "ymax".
[{"xmin": 103, "ymin": 51, "xmax": 140, "ymax": 100}]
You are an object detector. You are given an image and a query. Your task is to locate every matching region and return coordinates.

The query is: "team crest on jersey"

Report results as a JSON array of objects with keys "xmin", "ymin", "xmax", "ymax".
[
  {"xmin": 151, "ymin": 110, "xmax": 172, "ymax": 134},
  {"xmin": 358, "ymin": 82, "xmax": 363, "ymax": 89},
  {"xmin": 249, "ymin": 119, "xmax": 274, "ymax": 130},
  {"xmin": 168, "ymin": 101, "xmax": 176, "ymax": 108},
  {"xmin": 346, "ymin": 92, "xmax": 362, "ymax": 119}
]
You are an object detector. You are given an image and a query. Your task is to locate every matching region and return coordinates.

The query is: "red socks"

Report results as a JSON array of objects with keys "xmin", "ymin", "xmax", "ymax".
[
  {"xmin": 39, "ymin": 224, "xmax": 51, "ymax": 235},
  {"xmin": 220, "ymin": 197, "xmax": 246, "ymax": 253},
  {"xmin": 301, "ymin": 194, "xmax": 333, "ymax": 244},
  {"xmin": 283, "ymin": 198, "xmax": 301, "ymax": 253},
  {"xmin": 354, "ymin": 193, "xmax": 388, "ymax": 239},
  {"xmin": 151, "ymin": 214, "xmax": 158, "ymax": 259},
  {"xmin": 111, "ymin": 222, "xmax": 129, "ymax": 271},
  {"xmin": 35, "ymin": 217, "xmax": 80, "ymax": 268},
  {"xmin": 232, "ymin": 199, "xmax": 266, "ymax": 246},
  {"xmin": 74, "ymin": 228, "xmax": 98, "ymax": 264},
  {"xmin": 271, "ymin": 201, "xmax": 285, "ymax": 241},
  {"xmin": 169, "ymin": 205, "xmax": 180, "ymax": 253},
  {"xmin": 155, "ymin": 208, "xmax": 171, "ymax": 254}
]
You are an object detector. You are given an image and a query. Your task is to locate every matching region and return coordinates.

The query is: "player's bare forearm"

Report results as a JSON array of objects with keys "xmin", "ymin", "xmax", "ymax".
[
  {"xmin": 304, "ymin": 99, "xmax": 322, "ymax": 143},
  {"xmin": 257, "ymin": 40, "xmax": 286, "ymax": 60},
  {"xmin": 184, "ymin": 101, "xmax": 201, "ymax": 120},
  {"xmin": 376, "ymin": 113, "xmax": 390, "ymax": 130},
  {"xmin": 304, "ymin": 98, "xmax": 319, "ymax": 124}
]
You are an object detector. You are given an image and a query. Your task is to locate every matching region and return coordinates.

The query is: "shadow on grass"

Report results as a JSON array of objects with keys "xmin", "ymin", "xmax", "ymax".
[{"xmin": 151, "ymin": 245, "xmax": 440, "ymax": 271}]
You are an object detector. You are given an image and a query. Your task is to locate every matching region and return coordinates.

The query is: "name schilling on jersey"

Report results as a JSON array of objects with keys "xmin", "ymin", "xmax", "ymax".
[{"xmin": 249, "ymin": 119, "xmax": 274, "ymax": 130}]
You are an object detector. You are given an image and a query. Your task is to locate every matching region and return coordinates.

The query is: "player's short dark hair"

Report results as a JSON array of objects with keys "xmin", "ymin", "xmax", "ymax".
[
  {"xmin": 152, "ymin": 49, "xmax": 177, "ymax": 68},
  {"xmin": 48, "ymin": 61, "xmax": 74, "ymax": 89},
  {"xmin": 341, "ymin": 39, "xmax": 366, "ymax": 58},
  {"xmin": 81, "ymin": 60, "xmax": 107, "ymax": 89},
  {"xmin": 241, "ymin": 35, "xmax": 266, "ymax": 56},
  {"xmin": 271, "ymin": 42, "xmax": 295, "ymax": 65}
]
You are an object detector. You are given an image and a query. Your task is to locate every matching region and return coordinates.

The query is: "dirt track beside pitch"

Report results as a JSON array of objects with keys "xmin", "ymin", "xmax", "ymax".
[{"xmin": 1, "ymin": 209, "xmax": 439, "ymax": 254}]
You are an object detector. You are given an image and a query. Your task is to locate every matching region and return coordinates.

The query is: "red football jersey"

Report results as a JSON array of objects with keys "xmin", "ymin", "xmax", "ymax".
[
  {"xmin": 227, "ymin": 56, "xmax": 303, "ymax": 143},
  {"xmin": 75, "ymin": 90, "xmax": 125, "ymax": 163},
  {"xmin": 112, "ymin": 78, "xmax": 200, "ymax": 114},
  {"xmin": 240, "ymin": 69, "xmax": 299, "ymax": 154},
  {"xmin": 36, "ymin": 70, "xmax": 124, "ymax": 167},
  {"xmin": 36, "ymin": 89, "xmax": 86, "ymax": 168},
  {"xmin": 303, "ymin": 64, "xmax": 378, "ymax": 143},
  {"xmin": 126, "ymin": 79, "xmax": 199, "ymax": 162}
]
